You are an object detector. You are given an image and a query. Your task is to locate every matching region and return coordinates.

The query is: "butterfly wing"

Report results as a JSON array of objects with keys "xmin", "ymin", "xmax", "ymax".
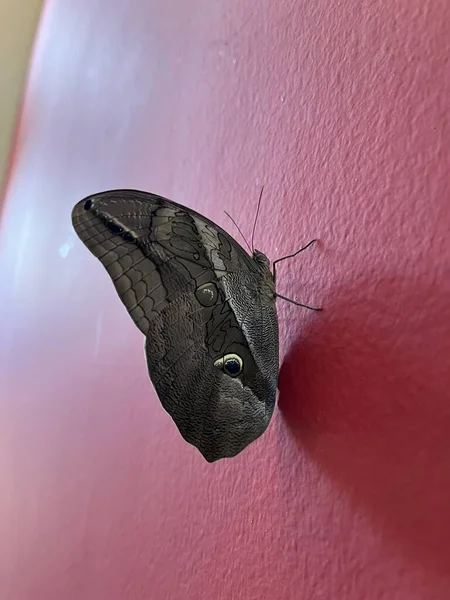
[{"xmin": 72, "ymin": 189, "xmax": 278, "ymax": 461}]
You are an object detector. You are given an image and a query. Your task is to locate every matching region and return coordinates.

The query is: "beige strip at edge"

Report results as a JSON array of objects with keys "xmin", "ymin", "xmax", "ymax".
[{"xmin": 0, "ymin": 1, "xmax": 44, "ymax": 197}]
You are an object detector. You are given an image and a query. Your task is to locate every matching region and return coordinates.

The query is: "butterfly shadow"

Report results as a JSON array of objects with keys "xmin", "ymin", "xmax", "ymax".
[{"xmin": 276, "ymin": 272, "xmax": 450, "ymax": 577}]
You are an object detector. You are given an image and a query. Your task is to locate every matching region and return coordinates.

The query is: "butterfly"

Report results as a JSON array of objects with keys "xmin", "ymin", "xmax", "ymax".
[{"xmin": 71, "ymin": 189, "xmax": 320, "ymax": 462}]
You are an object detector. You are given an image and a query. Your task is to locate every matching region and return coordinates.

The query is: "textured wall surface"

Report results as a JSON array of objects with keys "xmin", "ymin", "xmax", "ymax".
[{"xmin": 1, "ymin": 1, "xmax": 449, "ymax": 599}]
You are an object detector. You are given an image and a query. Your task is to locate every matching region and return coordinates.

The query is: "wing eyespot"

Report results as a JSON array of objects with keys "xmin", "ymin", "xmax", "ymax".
[
  {"xmin": 195, "ymin": 282, "xmax": 218, "ymax": 307},
  {"xmin": 107, "ymin": 221, "xmax": 124, "ymax": 234},
  {"xmin": 123, "ymin": 231, "xmax": 136, "ymax": 243},
  {"xmin": 213, "ymin": 353, "xmax": 243, "ymax": 377}
]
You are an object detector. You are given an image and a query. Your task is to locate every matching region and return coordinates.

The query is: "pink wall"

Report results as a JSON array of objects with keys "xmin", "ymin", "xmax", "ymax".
[{"xmin": 1, "ymin": 1, "xmax": 449, "ymax": 598}]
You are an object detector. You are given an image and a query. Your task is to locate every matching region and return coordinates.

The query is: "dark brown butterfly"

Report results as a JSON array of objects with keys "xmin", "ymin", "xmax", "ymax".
[{"xmin": 72, "ymin": 189, "xmax": 319, "ymax": 461}]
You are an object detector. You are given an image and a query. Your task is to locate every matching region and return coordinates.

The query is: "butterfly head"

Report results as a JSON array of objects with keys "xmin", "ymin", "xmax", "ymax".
[
  {"xmin": 252, "ymin": 249, "xmax": 270, "ymax": 269},
  {"xmin": 252, "ymin": 249, "xmax": 276, "ymax": 300}
]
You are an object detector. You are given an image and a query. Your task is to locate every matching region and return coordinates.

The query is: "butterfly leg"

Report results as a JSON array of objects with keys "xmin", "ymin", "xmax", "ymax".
[
  {"xmin": 275, "ymin": 293, "xmax": 322, "ymax": 311},
  {"xmin": 272, "ymin": 239, "xmax": 317, "ymax": 285},
  {"xmin": 272, "ymin": 239, "xmax": 321, "ymax": 311}
]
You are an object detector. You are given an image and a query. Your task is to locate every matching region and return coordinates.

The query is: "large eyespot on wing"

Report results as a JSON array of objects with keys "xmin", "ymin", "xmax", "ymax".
[{"xmin": 214, "ymin": 353, "xmax": 243, "ymax": 377}]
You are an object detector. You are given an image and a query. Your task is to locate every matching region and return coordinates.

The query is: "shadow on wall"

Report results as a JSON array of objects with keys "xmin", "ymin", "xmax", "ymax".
[{"xmin": 277, "ymin": 272, "xmax": 450, "ymax": 576}]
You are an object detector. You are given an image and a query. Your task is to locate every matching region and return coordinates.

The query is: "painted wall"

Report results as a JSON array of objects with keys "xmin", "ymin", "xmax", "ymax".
[{"xmin": 1, "ymin": 1, "xmax": 449, "ymax": 598}]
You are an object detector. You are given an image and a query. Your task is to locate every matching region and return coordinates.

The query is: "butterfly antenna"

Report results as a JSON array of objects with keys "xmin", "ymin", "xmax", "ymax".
[
  {"xmin": 275, "ymin": 293, "xmax": 322, "ymax": 311},
  {"xmin": 251, "ymin": 185, "xmax": 264, "ymax": 253},
  {"xmin": 224, "ymin": 211, "xmax": 252, "ymax": 254}
]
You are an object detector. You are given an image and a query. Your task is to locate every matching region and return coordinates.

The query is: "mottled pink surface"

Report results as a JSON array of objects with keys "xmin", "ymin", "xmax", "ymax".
[{"xmin": 1, "ymin": 1, "xmax": 449, "ymax": 598}]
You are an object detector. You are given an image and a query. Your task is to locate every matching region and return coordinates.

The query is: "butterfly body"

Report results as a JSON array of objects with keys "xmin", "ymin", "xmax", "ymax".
[{"xmin": 72, "ymin": 190, "xmax": 278, "ymax": 462}]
